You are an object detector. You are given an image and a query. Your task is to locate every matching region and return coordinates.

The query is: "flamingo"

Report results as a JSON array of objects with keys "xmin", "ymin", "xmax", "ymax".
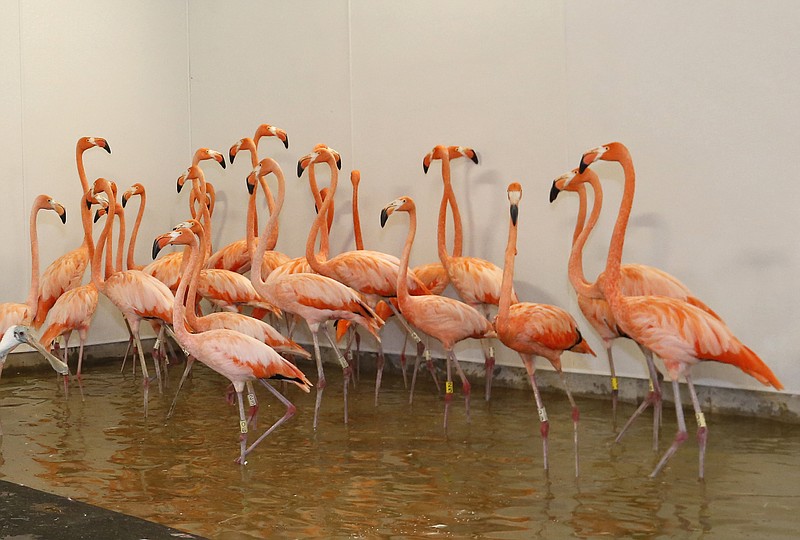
[
  {"xmin": 494, "ymin": 183, "xmax": 595, "ymax": 475},
  {"xmin": 153, "ymin": 225, "xmax": 311, "ymax": 464},
  {"xmin": 205, "ymin": 124, "xmax": 291, "ymax": 275},
  {"xmin": 0, "ymin": 195, "xmax": 67, "ymax": 345},
  {"xmin": 380, "ymin": 196, "xmax": 495, "ymax": 431},
  {"xmin": 550, "ymin": 168, "xmax": 721, "ymax": 447},
  {"xmin": 300, "ymin": 148, "xmax": 432, "ymax": 406},
  {"xmin": 89, "ymin": 178, "xmax": 175, "ymax": 416},
  {"xmin": 249, "ymin": 157, "xmax": 383, "ymax": 429},
  {"xmin": 33, "ymin": 137, "xmax": 111, "ymax": 330},
  {"xmin": 159, "ymin": 218, "xmax": 310, "ymax": 420},
  {"xmin": 424, "ymin": 144, "xmax": 512, "ymax": 401},
  {"xmin": 577, "ymin": 141, "xmax": 782, "ymax": 478},
  {"xmin": 39, "ymin": 188, "xmax": 106, "ymax": 380}
]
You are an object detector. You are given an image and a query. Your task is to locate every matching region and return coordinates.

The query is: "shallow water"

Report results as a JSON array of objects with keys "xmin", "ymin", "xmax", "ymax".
[{"xmin": 0, "ymin": 358, "xmax": 798, "ymax": 539}]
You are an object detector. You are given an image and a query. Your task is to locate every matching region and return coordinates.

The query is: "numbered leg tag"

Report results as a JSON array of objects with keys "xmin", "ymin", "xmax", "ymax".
[
  {"xmin": 445, "ymin": 381, "xmax": 454, "ymax": 394},
  {"xmin": 153, "ymin": 338, "xmax": 161, "ymax": 350},
  {"xmin": 247, "ymin": 393, "xmax": 257, "ymax": 407},
  {"xmin": 611, "ymin": 377, "xmax": 619, "ymax": 391},
  {"xmin": 239, "ymin": 420, "xmax": 248, "ymax": 434},
  {"xmin": 648, "ymin": 379, "xmax": 655, "ymax": 392},
  {"xmin": 538, "ymin": 407, "xmax": 548, "ymax": 423},
  {"xmin": 424, "ymin": 350, "xmax": 431, "ymax": 361},
  {"xmin": 489, "ymin": 346, "xmax": 495, "ymax": 357},
  {"xmin": 695, "ymin": 412, "xmax": 707, "ymax": 428},
  {"xmin": 411, "ymin": 332, "xmax": 421, "ymax": 344}
]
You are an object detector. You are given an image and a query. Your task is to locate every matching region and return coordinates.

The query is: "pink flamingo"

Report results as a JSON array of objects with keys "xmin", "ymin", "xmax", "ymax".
[
  {"xmin": 153, "ymin": 225, "xmax": 311, "ymax": 464},
  {"xmin": 578, "ymin": 141, "xmax": 782, "ymax": 478},
  {"xmin": 494, "ymin": 183, "xmax": 595, "ymax": 475},
  {"xmin": 249, "ymin": 157, "xmax": 383, "ymax": 429},
  {"xmin": 206, "ymin": 124, "xmax": 290, "ymax": 276},
  {"xmin": 550, "ymin": 168, "xmax": 721, "ymax": 447},
  {"xmin": 380, "ymin": 195, "xmax": 495, "ymax": 431},
  {"xmin": 89, "ymin": 178, "xmax": 175, "ymax": 416},
  {"xmin": 424, "ymin": 144, "xmax": 511, "ymax": 401},
  {"xmin": 0, "ymin": 195, "xmax": 68, "ymax": 380},
  {"xmin": 33, "ymin": 137, "xmax": 111, "ymax": 330},
  {"xmin": 300, "ymin": 147, "xmax": 431, "ymax": 406}
]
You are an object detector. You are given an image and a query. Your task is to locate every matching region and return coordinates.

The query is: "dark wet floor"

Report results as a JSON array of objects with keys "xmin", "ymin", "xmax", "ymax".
[{"xmin": 0, "ymin": 354, "xmax": 798, "ymax": 539}]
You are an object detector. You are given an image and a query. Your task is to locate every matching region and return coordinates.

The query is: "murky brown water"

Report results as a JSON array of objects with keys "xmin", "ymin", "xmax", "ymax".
[{"xmin": 0, "ymin": 357, "xmax": 798, "ymax": 539}]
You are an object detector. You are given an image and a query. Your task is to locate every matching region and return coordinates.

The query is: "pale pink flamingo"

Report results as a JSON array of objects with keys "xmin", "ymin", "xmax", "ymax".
[
  {"xmin": 578, "ymin": 142, "xmax": 782, "ymax": 478},
  {"xmin": 0, "ymin": 195, "xmax": 67, "ymax": 381},
  {"xmin": 494, "ymin": 183, "xmax": 595, "ymax": 475},
  {"xmin": 249, "ymin": 157, "xmax": 383, "ymax": 429},
  {"xmin": 33, "ymin": 137, "xmax": 111, "ymax": 330},
  {"xmin": 89, "ymin": 178, "xmax": 175, "ymax": 416},
  {"xmin": 299, "ymin": 147, "xmax": 432, "ymax": 406},
  {"xmin": 154, "ymin": 224, "xmax": 311, "ymax": 464},
  {"xmin": 380, "ymin": 196, "xmax": 495, "ymax": 431},
  {"xmin": 424, "ymin": 144, "xmax": 511, "ymax": 401},
  {"xmin": 550, "ymin": 168, "xmax": 721, "ymax": 447}
]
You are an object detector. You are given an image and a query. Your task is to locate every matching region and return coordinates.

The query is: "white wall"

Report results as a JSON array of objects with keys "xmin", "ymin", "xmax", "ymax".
[
  {"xmin": 4, "ymin": 1, "xmax": 796, "ymax": 395},
  {"xmin": 1, "ymin": 1, "xmax": 191, "ymax": 345}
]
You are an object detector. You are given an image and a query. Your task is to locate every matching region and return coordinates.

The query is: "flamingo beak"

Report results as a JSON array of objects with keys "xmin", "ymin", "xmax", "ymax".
[
  {"xmin": 93, "ymin": 210, "xmax": 103, "ymax": 223},
  {"xmin": 102, "ymin": 141, "xmax": 112, "ymax": 154},
  {"xmin": 177, "ymin": 177, "xmax": 184, "ymax": 193},
  {"xmin": 281, "ymin": 135, "xmax": 289, "ymax": 149},
  {"xmin": 380, "ymin": 208, "xmax": 390, "ymax": 228},
  {"xmin": 549, "ymin": 181, "xmax": 561, "ymax": 203},
  {"xmin": 336, "ymin": 156, "xmax": 342, "ymax": 170},
  {"xmin": 152, "ymin": 235, "xmax": 171, "ymax": 260},
  {"xmin": 229, "ymin": 151, "xmax": 237, "ymax": 165},
  {"xmin": 510, "ymin": 203, "xmax": 519, "ymax": 226},
  {"xmin": 59, "ymin": 209, "xmax": 67, "ymax": 224},
  {"xmin": 469, "ymin": 151, "xmax": 479, "ymax": 165},
  {"xmin": 246, "ymin": 174, "xmax": 256, "ymax": 195},
  {"xmin": 297, "ymin": 160, "xmax": 306, "ymax": 178},
  {"xmin": 216, "ymin": 153, "xmax": 226, "ymax": 169}
]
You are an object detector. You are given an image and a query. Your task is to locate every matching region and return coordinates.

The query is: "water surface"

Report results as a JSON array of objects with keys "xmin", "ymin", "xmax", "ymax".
[{"xmin": 0, "ymin": 359, "xmax": 797, "ymax": 538}]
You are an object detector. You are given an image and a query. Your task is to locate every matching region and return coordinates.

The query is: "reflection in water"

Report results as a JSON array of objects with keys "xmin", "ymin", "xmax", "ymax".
[{"xmin": 0, "ymin": 361, "xmax": 798, "ymax": 538}]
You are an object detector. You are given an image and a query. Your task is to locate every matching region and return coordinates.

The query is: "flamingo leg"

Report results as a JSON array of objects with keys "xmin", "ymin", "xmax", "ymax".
[
  {"xmin": 323, "ymin": 326, "xmax": 350, "ymax": 425},
  {"xmin": 615, "ymin": 346, "xmax": 663, "ymax": 449},
  {"xmin": 235, "ymin": 389, "xmax": 249, "ymax": 465},
  {"xmin": 425, "ymin": 339, "xmax": 440, "ymax": 391},
  {"xmin": 447, "ymin": 350, "xmax": 471, "ymax": 423},
  {"xmin": 398, "ymin": 332, "xmax": 409, "ymax": 389},
  {"xmin": 409, "ymin": 342, "xmax": 422, "ymax": 405},
  {"xmin": 606, "ymin": 343, "xmax": 618, "ymax": 424},
  {"xmin": 480, "ymin": 339, "xmax": 496, "ymax": 402},
  {"xmin": 558, "ymin": 370, "xmax": 580, "ymax": 477},
  {"xmin": 443, "ymin": 348, "xmax": 454, "ymax": 433},
  {"xmin": 245, "ymin": 380, "xmax": 259, "ymax": 430},
  {"xmin": 310, "ymin": 330, "xmax": 326, "ymax": 430},
  {"xmin": 241, "ymin": 380, "xmax": 297, "ymax": 459},
  {"xmin": 131, "ymin": 328, "xmax": 153, "ymax": 418},
  {"xmin": 521, "ymin": 356, "xmax": 549, "ymax": 471},
  {"xmin": 374, "ymin": 341, "xmax": 385, "ymax": 406},
  {"xmin": 685, "ymin": 374, "xmax": 707, "ymax": 479},
  {"xmin": 167, "ymin": 356, "xmax": 195, "ymax": 419},
  {"xmin": 353, "ymin": 328, "xmax": 361, "ymax": 382},
  {"xmin": 650, "ymin": 377, "xmax": 688, "ymax": 478}
]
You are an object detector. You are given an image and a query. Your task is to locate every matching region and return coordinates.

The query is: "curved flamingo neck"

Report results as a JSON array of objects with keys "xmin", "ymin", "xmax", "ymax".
[
  {"xmin": 602, "ymin": 153, "xmax": 636, "ymax": 313},
  {"xmin": 186, "ymin": 167, "xmax": 213, "ymax": 261},
  {"xmin": 184, "ymin": 227, "xmax": 206, "ymax": 329},
  {"xmin": 172, "ymin": 234, "xmax": 201, "ymax": 347},
  {"xmin": 436, "ymin": 156, "xmax": 463, "ymax": 267},
  {"xmin": 76, "ymin": 144, "xmax": 90, "ymax": 195},
  {"xmin": 24, "ymin": 201, "xmax": 46, "ymax": 315},
  {"xmin": 352, "ymin": 174, "xmax": 363, "ymax": 250},
  {"xmin": 568, "ymin": 180, "xmax": 603, "ymax": 298},
  {"xmin": 397, "ymin": 205, "xmax": 417, "ymax": 302},
  {"xmin": 305, "ymin": 161, "xmax": 337, "ymax": 272},
  {"xmin": 252, "ymin": 161, "xmax": 286, "ymax": 292},
  {"xmin": 111, "ymin": 204, "xmax": 126, "ymax": 274},
  {"xmin": 90, "ymin": 185, "xmax": 116, "ymax": 292},
  {"xmin": 126, "ymin": 192, "xmax": 145, "ymax": 271}
]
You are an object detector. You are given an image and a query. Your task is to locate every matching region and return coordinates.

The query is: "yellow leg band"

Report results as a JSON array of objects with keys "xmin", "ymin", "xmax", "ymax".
[
  {"xmin": 696, "ymin": 412, "xmax": 707, "ymax": 428},
  {"xmin": 538, "ymin": 407, "xmax": 548, "ymax": 423},
  {"xmin": 611, "ymin": 377, "xmax": 619, "ymax": 391},
  {"xmin": 445, "ymin": 381, "xmax": 454, "ymax": 394},
  {"xmin": 247, "ymin": 393, "xmax": 257, "ymax": 407},
  {"xmin": 648, "ymin": 379, "xmax": 655, "ymax": 392},
  {"xmin": 240, "ymin": 420, "xmax": 248, "ymax": 434}
]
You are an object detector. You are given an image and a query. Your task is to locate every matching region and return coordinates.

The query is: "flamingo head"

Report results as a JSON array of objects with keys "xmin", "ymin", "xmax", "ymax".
[
  {"xmin": 193, "ymin": 147, "xmax": 226, "ymax": 169},
  {"xmin": 579, "ymin": 142, "xmax": 628, "ymax": 173},
  {"xmin": 152, "ymin": 225, "xmax": 197, "ymax": 259},
  {"xmin": 254, "ymin": 124, "xmax": 289, "ymax": 149},
  {"xmin": 422, "ymin": 145, "xmax": 448, "ymax": 174},
  {"xmin": 229, "ymin": 137, "xmax": 255, "ymax": 165},
  {"xmin": 449, "ymin": 146, "xmax": 479, "ymax": 165},
  {"xmin": 380, "ymin": 196, "xmax": 415, "ymax": 228},
  {"xmin": 297, "ymin": 145, "xmax": 340, "ymax": 177},
  {"xmin": 507, "ymin": 182, "xmax": 522, "ymax": 225},
  {"xmin": 121, "ymin": 182, "xmax": 145, "ymax": 208},
  {"xmin": 350, "ymin": 169, "xmax": 361, "ymax": 188},
  {"xmin": 80, "ymin": 136, "xmax": 112, "ymax": 154},
  {"xmin": 36, "ymin": 195, "xmax": 67, "ymax": 224}
]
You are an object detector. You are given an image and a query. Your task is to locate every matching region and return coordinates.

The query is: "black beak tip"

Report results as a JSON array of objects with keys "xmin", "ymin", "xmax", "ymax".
[
  {"xmin": 152, "ymin": 239, "xmax": 162, "ymax": 260},
  {"xmin": 60, "ymin": 211, "xmax": 67, "ymax": 224},
  {"xmin": 297, "ymin": 162, "xmax": 305, "ymax": 178},
  {"xmin": 176, "ymin": 180, "xmax": 183, "ymax": 193},
  {"xmin": 103, "ymin": 143, "xmax": 112, "ymax": 154},
  {"xmin": 93, "ymin": 211, "xmax": 101, "ymax": 224},
  {"xmin": 246, "ymin": 178, "xmax": 255, "ymax": 195},
  {"xmin": 380, "ymin": 209, "xmax": 389, "ymax": 228},
  {"xmin": 229, "ymin": 152, "xmax": 236, "ymax": 164},
  {"xmin": 282, "ymin": 136, "xmax": 289, "ymax": 149},
  {"xmin": 549, "ymin": 181, "xmax": 561, "ymax": 203},
  {"xmin": 219, "ymin": 158, "xmax": 226, "ymax": 169},
  {"xmin": 578, "ymin": 160, "xmax": 588, "ymax": 174},
  {"xmin": 85, "ymin": 198, "xmax": 92, "ymax": 210},
  {"xmin": 423, "ymin": 163, "xmax": 429, "ymax": 174},
  {"xmin": 510, "ymin": 204, "xmax": 519, "ymax": 226},
  {"xmin": 121, "ymin": 196, "xmax": 128, "ymax": 208},
  {"xmin": 470, "ymin": 153, "xmax": 479, "ymax": 165},
  {"xmin": 336, "ymin": 158, "xmax": 342, "ymax": 170}
]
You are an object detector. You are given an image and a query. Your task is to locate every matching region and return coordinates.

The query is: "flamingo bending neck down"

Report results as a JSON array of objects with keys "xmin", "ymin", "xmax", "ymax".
[
  {"xmin": 578, "ymin": 141, "xmax": 782, "ymax": 478},
  {"xmin": 381, "ymin": 195, "xmax": 495, "ymax": 432},
  {"xmin": 153, "ymin": 225, "xmax": 311, "ymax": 464},
  {"xmin": 494, "ymin": 183, "xmax": 595, "ymax": 476}
]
